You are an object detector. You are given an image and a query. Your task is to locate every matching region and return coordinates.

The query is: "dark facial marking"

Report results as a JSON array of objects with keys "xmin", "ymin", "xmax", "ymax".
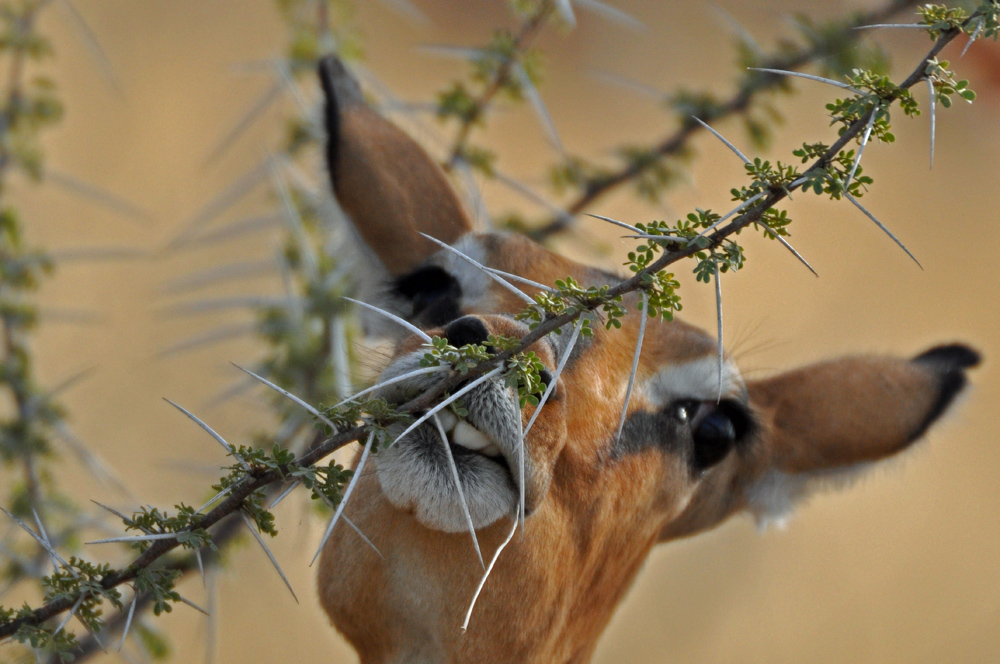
[{"xmin": 394, "ymin": 265, "xmax": 462, "ymax": 327}]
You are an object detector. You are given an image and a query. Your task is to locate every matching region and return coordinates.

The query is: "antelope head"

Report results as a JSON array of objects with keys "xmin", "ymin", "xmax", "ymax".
[{"xmin": 315, "ymin": 57, "xmax": 980, "ymax": 664}]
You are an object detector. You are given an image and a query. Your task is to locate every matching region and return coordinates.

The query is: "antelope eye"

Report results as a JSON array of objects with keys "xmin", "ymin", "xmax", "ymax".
[
  {"xmin": 673, "ymin": 399, "xmax": 754, "ymax": 472},
  {"xmin": 692, "ymin": 409, "xmax": 737, "ymax": 470},
  {"xmin": 672, "ymin": 400, "xmax": 698, "ymax": 424}
]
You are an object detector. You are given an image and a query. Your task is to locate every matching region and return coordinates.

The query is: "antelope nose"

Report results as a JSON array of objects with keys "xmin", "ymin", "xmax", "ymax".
[{"xmin": 444, "ymin": 316, "xmax": 490, "ymax": 348}]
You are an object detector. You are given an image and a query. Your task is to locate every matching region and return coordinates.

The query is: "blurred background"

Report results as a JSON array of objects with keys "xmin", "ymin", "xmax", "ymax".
[{"xmin": 4, "ymin": 0, "xmax": 999, "ymax": 662}]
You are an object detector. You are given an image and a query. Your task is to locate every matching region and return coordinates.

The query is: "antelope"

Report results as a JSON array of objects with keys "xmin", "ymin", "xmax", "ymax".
[{"xmin": 314, "ymin": 56, "xmax": 980, "ymax": 664}]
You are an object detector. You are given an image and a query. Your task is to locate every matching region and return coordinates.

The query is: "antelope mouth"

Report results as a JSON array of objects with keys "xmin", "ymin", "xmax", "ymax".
[{"xmin": 373, "ymin": 371, "xmax": 526, "ymax": 532}]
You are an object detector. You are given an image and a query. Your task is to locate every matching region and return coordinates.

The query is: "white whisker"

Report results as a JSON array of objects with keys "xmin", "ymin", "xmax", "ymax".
[
  {"xmin": 343, "ymin": 297, "xmax": 432, "ymax": 342},
  {"xmin": 432, "ymin": 415, "xmax": 484, "ymax": 569},
  {"xmin": 615, "ymin": 291, "xmax": 648, "ymax": 443},
  {"xmin": 310, "ymin": 433, "xmax": 376, "ymax": 566}
]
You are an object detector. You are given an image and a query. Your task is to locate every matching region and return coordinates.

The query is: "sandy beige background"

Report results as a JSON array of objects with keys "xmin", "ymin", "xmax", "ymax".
[{"xmin": 8, "ymin": 0, "xmax": 998, "ymax": 662}]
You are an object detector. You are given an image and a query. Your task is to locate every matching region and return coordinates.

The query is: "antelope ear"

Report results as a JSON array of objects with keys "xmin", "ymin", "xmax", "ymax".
[
  {"xmin": 318, "ymin": 56, "xmax": 473, "ymax": 278},
  {"xmin": 744, "ymin": 344, "xmax": 980, "ymax": 527}
]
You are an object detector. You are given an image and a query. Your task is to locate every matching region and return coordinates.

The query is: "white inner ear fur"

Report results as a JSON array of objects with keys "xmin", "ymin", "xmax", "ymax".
[
  {"xmin": 644, "ymin": 355, "xmax": 745, "ymax": 406},
  {"xmin": 746, "ymin": 464, "xmax": 874, "ymax": 530}
]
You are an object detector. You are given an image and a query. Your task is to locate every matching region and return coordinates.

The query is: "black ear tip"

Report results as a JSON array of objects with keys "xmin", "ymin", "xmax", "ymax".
[
  {"xmin": 317, "ymin": 54, "xmax": 362, "ymax": 107},
  {"xmin": 913, "ymin": 343, "xmax": 982, "ymax": 371}
]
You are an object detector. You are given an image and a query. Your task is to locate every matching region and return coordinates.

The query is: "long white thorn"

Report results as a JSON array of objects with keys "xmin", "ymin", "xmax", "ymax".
[
  {"xmin": 54, "ymin": 595, "xmax": 85, "ymax": 636},
  {"xmin": 523, "ymin": 318, "xmax": 584, "ymax": 438},
  {"xmin": 195, "ymin": 548, "xmax": 206, "ymax": 588},
  {"xmin": 331, "ymin": 366, "xmax": 449, "ymax": 410},
  {"xmin": 119, "ymin": 593, "xmax": 138, "ymax": 651},
  {"xmin": 692, "ymin": 117, "xmax": 750, "ymax": 164},
  {"xmin": 853, "ymin": 23, "xmax": 927, "ymax": 29},
  {"xmin": 846, "ymin": 106, "xmax": 878, "ymax": 185},
  {"xmin": 388, "ymin": 368, "xmax": 505, "ymax": 452},
  {"xmin": 343, "ymin": 297, "xmax": 432, "ymax": 342},
  {"xmin": 419, "ymin": 233, "xmax": 535, "ymax": 305},
  {"xmin": 204, "ymin": 79, "xmax": 282, "ymax": 165},
  {"xmin": 713, "ymin": 260, "xmax": 724, "ymax": 402},
  {"xmin": 615, "ymin": 292, "xmax": 648, "ymax": 443},
  {"xmin": 268, "ymin": 479, "xmax": 301, "ymax": 509},
  {"xmin": 484, "ymin": 268, "xmax": 554, "ymax": 293},
  {"xmin": 432, "ymin": 415, "xmax": 485, "ymax": 569},
  {"xmin": 0, "ymin": 507, "xmax": 73, "ymax": 570},
  {"xmin": 341, "ymin": 515, "xmax": 384, "ymax": 559},
  {"xmin": 240, "ymin": 512, "xmax": 298, "ymax": 603},
  {"xmin": 844, "ymin": 193, "xmax": 922, "ymax": 268},
  {"xmin": 512, "ymin": 62, "xmax": 565, "ymax": 157},
  {"xmin": 270, "ymin": 163, "xmax": 318, "ymax": 281},
  {"xmin": 624, "ymin": 234, "xmax": 687, "ymax": 243},
  {"xmin": 90, "ymin": 500, "xmax": 133, "ymax": 524},
  {"xmin": 574, "ymin": 0, "xmax": 645, "ymax": 31},
  {"xmin": 163, "ymin": 399, "xmax": 250, "ymax": 470},
  {"xmin": 230, "ymin": 364, "xmax": 336, "ymax": 430},
  {"xmin": 587, "ymin": 213, "xmax": 641, "ymax": 234},
  {"xmin": 761, "ymin": 227, "xmax": 818, "ymax": 277},
  {"xmin": 690, "ymin": 192, "xmax": 766, "ymax": 243},
  {"xmin": 195, "ymin": 483, "xmax": 239, "ymax": 514},
  {"xmin": 177, "ymin": 595, "xmax": 210, "ymax": 616},
  {"xmin": 31, "ymin": 509, "xmax": 59, "ymax": 573},
  {"xmin": 311, "ymin": 433, "xmax": 376, "ymax": 566},
  {"xmin": 86, "ymin": 533, "xmax": 181, "ymax": 545},
  {"xmin": 961, "ymin": 19, "xmax": 984, "ymax": 58},
  {"xmin": 554, "ymin": 0, "xmax": 575, "ymax": 26},
  {"xmin": 926, "ymin": 77, "xmax": 936, "ymax": 170},
  {"xmin": 748, "ymin": 68, "xmax": 864, "ymax": 94},
  {"xmin": 461, "ymin": 512, "xmax": 519, "ymax": 631}
]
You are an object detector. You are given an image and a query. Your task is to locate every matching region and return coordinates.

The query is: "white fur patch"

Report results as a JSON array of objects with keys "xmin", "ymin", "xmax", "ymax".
[
  {"xmin": 645, "ymin": 355, "xmax": 745, "ymax": 406},
  {"xmin": 427, "ymin": 235, "xmax": 495, "ymax": 312},
  {"xmin": 746, "ymin": 463, "xmax": 874, "ymax": 530}
]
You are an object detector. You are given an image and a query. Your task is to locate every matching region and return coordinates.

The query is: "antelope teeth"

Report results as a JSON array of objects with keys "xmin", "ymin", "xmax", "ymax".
[{"xmin": 440, "ymin": 417, "xmax": 503, "ymax": 458}]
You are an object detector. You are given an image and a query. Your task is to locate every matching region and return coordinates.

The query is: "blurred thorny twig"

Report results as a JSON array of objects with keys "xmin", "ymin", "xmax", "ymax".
[{"xmin": 3, "ymin": 3, "xmax": 996, "ymax": 660}]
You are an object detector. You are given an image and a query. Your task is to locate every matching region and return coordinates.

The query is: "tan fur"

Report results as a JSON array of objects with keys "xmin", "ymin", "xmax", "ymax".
[{"xmin": 316, "ymin": 57, "xmax": 979, "ymax": 664}]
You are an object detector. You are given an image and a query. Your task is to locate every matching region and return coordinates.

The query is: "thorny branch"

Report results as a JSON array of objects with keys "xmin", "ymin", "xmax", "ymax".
[
  {"xmin": 529, "ymin": 0, "xmax": 920, "ymax": 240},
  {"xmin": 443, "ymin": 0, "xmax": 555, "ymax": 171},
  {"xmin": 0, "ymin": 8, "xmax": 981, "ymax": 643}
]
